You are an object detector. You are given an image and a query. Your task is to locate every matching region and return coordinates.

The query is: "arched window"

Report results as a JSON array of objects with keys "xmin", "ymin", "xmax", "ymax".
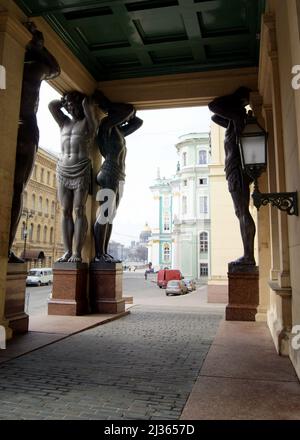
[
  {"xmin": 37, "ymin": 225, "xmax": 41, "ymax": 242},
  {"xmin": 50, "ymin": 227, "xmax": 54, "ymax": 244},
  {"xmin": 33, "ymin": 165, "xmax": 37, "ymax": 179},
  {"xmin": 43, "ymin": 226, "xmax": 47, "ymax": 243},
  {"xmin": 31, "ymin": 194, "xmax": 36, "ymax": 211},
  {"xmin": 199, "ymin": 150, "xmax": 207, "ymax": 165},
  {"xmin": 183, "ymin": 152, "xmax": 187, "ymax": 167},
  {"xmin": 182, "ymin": 196, "xmax": 187, "ymax": 215},
  {"xmin": 45, "ymin": 199, "xmax": 49, "ymax": 215},
  {"xmin": 51, "ymin": 201, "xmax": 55, "ymax": 216},
  {"xmin": 163, "ymin": 243, "xmax": 170, "ymax": 262},
  {"xmin": 29, "ymin": 223, "xmax": 34, "ymax": 242},
  {"xmin": 38, "ymin": 196, "xmax": 43, "ymax": 213},
  {"xmin": 47, "ymin": 171, "xmax": 50, "ymax": 185},
  {"xmin": 23, "ymin": 191, "xmax": 27, "ymax": 208},
  {"xmin": 200, "ymin": 232, "xmax": 208, "ymax": 253},
  {"xmin": 40, "ymin": 168, "xmax": 44, "ymax": 183}
]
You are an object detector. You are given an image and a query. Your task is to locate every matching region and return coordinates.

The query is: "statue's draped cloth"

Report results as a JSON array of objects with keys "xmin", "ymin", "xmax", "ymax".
[{"xmin": 57, "ymin": 158, "xmax": 91, "ymax": 191}]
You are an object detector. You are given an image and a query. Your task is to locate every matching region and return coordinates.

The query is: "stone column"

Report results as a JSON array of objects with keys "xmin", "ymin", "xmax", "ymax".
[
  {"xmin": 0, "ymin": 11, "xmax": 29, "ymax": 340},
  {"xmin": 89, "ymin": 262, "xmax": 125, "ymax": 314}
]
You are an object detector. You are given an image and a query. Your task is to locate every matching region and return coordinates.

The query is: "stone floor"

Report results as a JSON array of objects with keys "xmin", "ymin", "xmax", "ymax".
[
  {"xmin": 0, "ymin": 306, "xmax": 223, "ymax": 420},
  {"xmin": 181, "ymin": 321, "xmax": 300, "ymax": 420}
]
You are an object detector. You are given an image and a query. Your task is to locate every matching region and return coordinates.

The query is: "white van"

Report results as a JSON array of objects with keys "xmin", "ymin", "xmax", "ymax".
[{"xmin": 26, "ymin": 268, "xmax": 53, "ymax": 286}]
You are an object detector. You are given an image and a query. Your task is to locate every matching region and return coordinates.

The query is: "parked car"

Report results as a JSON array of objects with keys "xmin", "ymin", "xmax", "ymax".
[
  {"xmin": 184, "ymin": 279, "xmax": 196, "ymax": 291},
  {"xmin": 166, "ymin": 280, "xmax": 188, "ymax": 296},
  {"xmin": 157, "ymin": 269, "xmax": 183, "ymax": 289},
  {"xmin": 26, "ymin": 268, "xmax": 53, "ymax": 286}
]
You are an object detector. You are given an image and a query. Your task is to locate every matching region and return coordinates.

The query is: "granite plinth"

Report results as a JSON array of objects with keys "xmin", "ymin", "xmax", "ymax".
[
  {"xmin": 48, "ymin": 262, "xmax": 88, "ymax": 316},
  {"xmin": 226, "ymin": 264, "xmax": 259, "ymax": 321},
  {"xmin": 5, "ymin": 263, "xmax": 29, "ymax": 334},
  {"xmin": 89, "ymin": 262, "xmax": 125, "ymax": 314}
]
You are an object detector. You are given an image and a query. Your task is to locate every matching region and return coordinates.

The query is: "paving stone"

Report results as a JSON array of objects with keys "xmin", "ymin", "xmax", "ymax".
[{"xmin": 0, "ymin": 306, "xmax": 222, "ymax": 419}]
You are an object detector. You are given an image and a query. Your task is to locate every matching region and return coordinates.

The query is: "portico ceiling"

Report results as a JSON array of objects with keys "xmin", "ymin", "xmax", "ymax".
[{"xmin": 15, "ymin": 0, "xmax": 265, "ymax": 81}]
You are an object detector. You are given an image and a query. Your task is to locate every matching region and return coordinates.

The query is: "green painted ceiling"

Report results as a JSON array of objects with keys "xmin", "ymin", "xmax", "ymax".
[{"xmin": 15, "ymin": 0, "xmax": 265, "ymax": 81}]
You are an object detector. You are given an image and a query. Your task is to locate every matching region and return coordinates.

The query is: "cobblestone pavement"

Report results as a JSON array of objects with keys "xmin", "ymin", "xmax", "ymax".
[{"xmin": 0, "ymin": 306, "xmax": 223, "ymax": 420}]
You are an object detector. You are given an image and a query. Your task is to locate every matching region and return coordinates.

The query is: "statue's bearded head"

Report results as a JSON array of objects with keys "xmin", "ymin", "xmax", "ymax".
[{"xmin": 62, "ymin": 91, "xmax": 86, "ymax": 120}]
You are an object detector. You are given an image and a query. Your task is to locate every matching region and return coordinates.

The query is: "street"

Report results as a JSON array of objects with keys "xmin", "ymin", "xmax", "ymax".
[{"xmin": 26, "ymin": 271, "xmax": 225, "ymax": 316}]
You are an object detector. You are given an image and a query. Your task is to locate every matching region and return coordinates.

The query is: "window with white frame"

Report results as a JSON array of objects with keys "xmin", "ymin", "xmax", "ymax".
[
  {"xmin": 199, "ymin": 177, "xmax": 208, "ymax": 186},
  {"xmin": 200, "ymin": 263, "xmax": 208, "ymax": 277},
  {"xmin": 200, "ymin": 232, "xmax": 208, "ymax": 253},
  {"xmin": 164, "ymin": 212, "xmax": 170, "ymax": 231},
  {"xmin": 183, "ymin": 179, "xmax": 188, "ymax": 187},
  {"xmin": 199, "ymin": 196, "xmax": 208, "ymax": 214},
  {"xmin": 199, "ymin": 150, "xmax": 207, "ymax": 165},
  {"xmin": 182, "ymin": 196, "xmax": 187, "ymax": 215},
  {"xmin": 183, "ymin": 152, "xmax": 187, "ymax": 167},
  {"xmin": 163, "ymin": 243, "xmax": 171, "ymax": 262}
]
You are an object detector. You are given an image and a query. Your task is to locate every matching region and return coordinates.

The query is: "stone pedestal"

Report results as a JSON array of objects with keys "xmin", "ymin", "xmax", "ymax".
[
  {"xmin": 226, "ymin": 264, "xmax": 259, "ymax": 321},
  {"xmin": 48, "ymin": 263, "xmax": 88, "ymax": 316},
  {"xmin": 5, "ymin": 263, "xmax": 29, "ymax": 334},
  {"xmin": 89, "ymin": 262, "xmax": 125, "ymax": 314}
]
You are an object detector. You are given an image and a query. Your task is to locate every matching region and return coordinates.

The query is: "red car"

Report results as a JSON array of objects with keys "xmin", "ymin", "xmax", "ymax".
[{"xmin": 157, "ymin": 269, "xmax": 183, "ymax": 289}]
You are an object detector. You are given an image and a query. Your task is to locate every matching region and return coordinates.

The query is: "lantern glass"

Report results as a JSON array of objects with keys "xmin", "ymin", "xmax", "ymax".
[{"xmin": 240, "ymin": 135, "xmax": 266, "ymax": 166}]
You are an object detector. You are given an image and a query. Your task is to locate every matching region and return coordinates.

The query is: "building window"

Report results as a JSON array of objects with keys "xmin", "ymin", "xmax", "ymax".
[
  {"xmin": 33, "ymin": 165, "xmax": 37, "ymax": 179},
  {"xmin": 199, "ymin": 196, "xmax": 208, "ymax": 214},
  {"xmin": 183, "ymin": 180, "xmax": 188, "ymax": 187},
  {"xmin": 182, "ymin": 196, "xmax": 187, "ymax": 215},
  {"xmin": 23, "ymin": 191, "xmax": 27, "ymax": 208},
  {"xmin": 199, "ymin": 150, "xmax": 207, "ymax": 165},
  {"xmin": 47, "ymin": 171, "xmax": 50, "ymax": 185},
  {"xmin": 38, "ymin": 196, "xmax": 43, "ymax": 213},
  {"xmin": 45, "ymin": 199, "xmax": 49, "ymax": 215},
  {"xmin": 164, "ymin": 196, "xmax": 170, "ymax": 209},
  {"xmin": 40, "ymin": 168, "xmax": 44, "ymax": 183},
  {"xmin": 43, "ymin": 226, "xmax": 47, "ymax": 243},
  {"xmin": 51, "ymin": 201, "xmax": 55, "ymax": 217},
  {"xmin": 200, "ymin": 232, "xmax": 208, "ymax": 253},
  {"xmin": 21, "ymin": 222, "xmax": 26, "ymax": 240},
  {"xmin": 163, "ymin": 243, "xmax": 170, "ymax": 262},
  {"xmin": 200, "ymin": 263, "xmax": 208, "ymax": 277},
  {"xmin": 31, "ymin": 194, "xmax": 36, "ymax": 210},
  {"xmin": 199, "ymin": 178, "xmax": 208, "ymax": 186},
  {"xmin": 183, "ymin": 152, "xmax": 187, "ymax": 167},
  {"xmin": 50, "ymin": 227, "xmax": 54, "ymax": 244},
  {"xmin": 164, "ymin": 212, "xmax": 170, "ymax": 232},
  {"xmin": 29, "ymin": 223, "xmax": 34, "ymax": 242},
  {"xmin": 53, "ymin": 175, "xmax": 56, "ymax": 187},
  {"xmin": 37, "ymin": 225, "xmax": 41, "ymax": 242}
]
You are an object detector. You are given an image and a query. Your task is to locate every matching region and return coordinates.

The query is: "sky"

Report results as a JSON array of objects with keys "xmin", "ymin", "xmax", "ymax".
[{"xmin": 37, "ymin": 82, "xmax": 212, "ymax": 246}]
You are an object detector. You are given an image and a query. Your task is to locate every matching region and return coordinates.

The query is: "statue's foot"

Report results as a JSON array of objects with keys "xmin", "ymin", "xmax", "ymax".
[
  {"xmin": 8, "ymin": 251, "xmax": 25, "ymax": 264},
  {"xmin": 56, "ymin": 251, "xmax": 72, "ymax": 263},
  {"xmin": 94, "ymin": 254, "xmax": 121, "ymax": 263},
  {"xmin": 68, "ymin": 254, "xmax": 82, "ymax": 263},
  {"xmin": 230, "ymin": 256, "xmax": 256, "ymax": 266}
]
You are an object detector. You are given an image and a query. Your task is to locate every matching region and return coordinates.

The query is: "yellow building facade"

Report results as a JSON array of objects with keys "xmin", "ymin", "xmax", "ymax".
[{"xmin": 11, "ymin": 147, "xmax": 63, "ymax": 268}]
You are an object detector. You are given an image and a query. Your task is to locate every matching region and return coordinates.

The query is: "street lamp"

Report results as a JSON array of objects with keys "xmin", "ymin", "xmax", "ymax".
[
  {"xmin": 239, "ymin": 110, "xmax": 298, "ymax": 216},
  {"xmin": 22, "ymin": 209, "xmax": 33, "ymax": 259}
]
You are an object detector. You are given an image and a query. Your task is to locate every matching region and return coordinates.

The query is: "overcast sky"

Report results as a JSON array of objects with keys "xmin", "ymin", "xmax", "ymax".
[{"xmin": 37, "ymin": 82, "xmax": 212, "ymax": 246}]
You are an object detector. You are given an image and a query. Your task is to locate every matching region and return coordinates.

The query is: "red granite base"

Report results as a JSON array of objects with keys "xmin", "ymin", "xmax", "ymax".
[
  {"xmin": 5, "ymin": 263, "xmax": 29, "ymax": 334},
  {"xmin": 89, "ymin": 262, "xmax": 125, "ymax": 314},
  {"xmin": 48, "ymin": 263, "xmax": 88, "ymax": 316},
  {"xmin": 226, "ymin": 266, "xmax": 259, "ymax": 322}
]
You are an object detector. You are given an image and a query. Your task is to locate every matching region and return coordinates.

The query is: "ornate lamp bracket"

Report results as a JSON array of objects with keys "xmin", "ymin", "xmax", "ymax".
[{"xmin": 252, "ymin": 184, "xmax": 298, "ymax": 216}]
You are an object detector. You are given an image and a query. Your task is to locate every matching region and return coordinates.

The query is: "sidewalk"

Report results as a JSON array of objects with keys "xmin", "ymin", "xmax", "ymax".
[
  {"xmin": 0, "ymin": 310, "xmax": 130, "ymax": 365},
  {"xmin": 181, "ymin": 321, "xmax": 300, "ymax": 419}
]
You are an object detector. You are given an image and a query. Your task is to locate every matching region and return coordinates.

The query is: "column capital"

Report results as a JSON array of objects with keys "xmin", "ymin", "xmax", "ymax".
[{"xmin": 0, "ymin": 12, "xmax": 30, "ymax": 48}]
